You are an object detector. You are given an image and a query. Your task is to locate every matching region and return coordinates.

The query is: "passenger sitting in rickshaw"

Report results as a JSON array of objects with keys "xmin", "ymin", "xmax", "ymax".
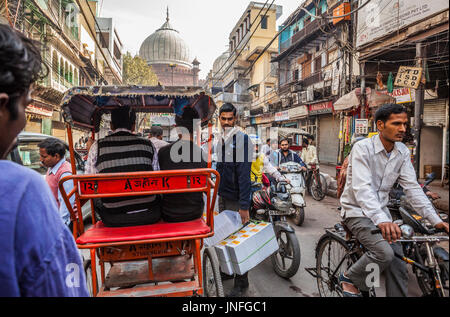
[
  {"xmin": 85, "ymin": 106, "xmax": 161, "ymax": 227},
  {"xmin": 158, "ymin": 107, "xmax": 207, "ymax": 222}
]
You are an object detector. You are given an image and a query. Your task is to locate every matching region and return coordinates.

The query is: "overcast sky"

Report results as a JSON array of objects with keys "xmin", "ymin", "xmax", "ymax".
[{"xmin": 100, "ymin": 0, "xmax": 303, "ymax": 79}]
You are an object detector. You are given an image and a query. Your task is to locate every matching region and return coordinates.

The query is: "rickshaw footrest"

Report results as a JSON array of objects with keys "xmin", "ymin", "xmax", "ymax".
[{"xmin": 105, "ymin": 255, "xmax": 195, "ymax": 289}]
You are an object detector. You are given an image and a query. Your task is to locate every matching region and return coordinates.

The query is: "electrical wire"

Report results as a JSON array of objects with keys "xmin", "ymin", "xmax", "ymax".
[
  {"xmin": 210, "ymin": 0, "xmax": 270, "ymax": 82},
  {"xmin": 294, "ymin": 0, "xmax": 372, "ymax": 20}
]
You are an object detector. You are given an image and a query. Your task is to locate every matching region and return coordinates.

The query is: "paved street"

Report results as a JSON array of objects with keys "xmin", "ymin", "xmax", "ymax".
[{"xmin": 223, "ymin": 193, "xmax": 446, "ymax": 298}]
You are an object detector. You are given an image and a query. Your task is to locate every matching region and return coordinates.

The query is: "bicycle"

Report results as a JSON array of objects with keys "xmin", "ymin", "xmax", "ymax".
[
  {"xmin": 306, "ymin": 207, "xmax": 449, "ymax": 297},
  {"xmin": 306, "ymin": 164, "xmax": 327, "ymax": 201}
]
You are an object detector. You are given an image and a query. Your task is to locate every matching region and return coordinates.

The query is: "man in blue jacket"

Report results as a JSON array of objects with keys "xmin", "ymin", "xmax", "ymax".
[
  {"xmin": 216, "ymin": 103, "xmax": 254, "ymax": 297},
  {"xmin": 0, "ymin": 24, "xmax": 88, "ymax": 297}
]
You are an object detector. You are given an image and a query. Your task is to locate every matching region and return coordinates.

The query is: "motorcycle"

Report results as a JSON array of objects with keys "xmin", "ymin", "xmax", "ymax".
[
  {"xmin": 387, "ymin": 175, "xmax": 449, "ymax": 297},
  {"xmin": 279, "ymin": 162, "xmax": 307, "ymax": 226},
  {"xmin": 251, "ymin": 180, "xmax": 301, "ymax": 279}
]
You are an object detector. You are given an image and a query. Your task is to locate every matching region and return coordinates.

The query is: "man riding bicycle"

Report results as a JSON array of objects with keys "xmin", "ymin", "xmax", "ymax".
[{"xmin": 339, "ymin": 103, "xmax": 448, "ymax": 297}]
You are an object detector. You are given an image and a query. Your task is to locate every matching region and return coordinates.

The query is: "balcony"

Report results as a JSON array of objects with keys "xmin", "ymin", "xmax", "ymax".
[
  {"xmin": 250, "ymin": 89, "xmax": 279, "ymax": 109},
  {"xmin": 300, "ymin": 71, "xmax": 322, "ymax": 87}
]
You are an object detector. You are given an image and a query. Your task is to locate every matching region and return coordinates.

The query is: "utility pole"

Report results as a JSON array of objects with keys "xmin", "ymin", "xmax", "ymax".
[
  {"xmin": 360, "ymin": 61, "xmax": 366, "ymax": 119},
  {"xmin": 413, "ymin": 42, "xmax": 425, "ymax": 178}
]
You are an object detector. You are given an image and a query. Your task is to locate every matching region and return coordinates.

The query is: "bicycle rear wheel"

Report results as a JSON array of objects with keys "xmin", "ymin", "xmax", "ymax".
[{"xmin": 315, "ymin": 235, "xmax": 355, "ymax": 297}]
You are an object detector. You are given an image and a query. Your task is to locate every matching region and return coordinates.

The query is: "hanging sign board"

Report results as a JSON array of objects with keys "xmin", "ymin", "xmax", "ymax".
[
  {"xmin": 394, "ymin": 66, "xmax": 423, "ymax": 89},
  {"xmin": 355, "ymin": 119, "xmax": 369, "ymax": 135},
  {"xmin": 275, "ymin": 111, "xmax": 289, "ymax": 122}
]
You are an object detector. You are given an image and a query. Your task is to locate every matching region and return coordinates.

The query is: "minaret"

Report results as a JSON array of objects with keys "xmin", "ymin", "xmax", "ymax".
[
  {"xmin": 166, "ymin": 6, "xmax": 169, "ymax": 22},
  {"xmin": 192, "ymin": 57, "xmax": 200, "ymax": 86}
]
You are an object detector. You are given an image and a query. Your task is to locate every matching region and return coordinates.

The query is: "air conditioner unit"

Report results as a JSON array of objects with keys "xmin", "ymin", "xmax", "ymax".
[
  {"xmin": 307, "ymin": 87, "xmax": 314, "ymax": 102},
  {"xmin": 243, "ymin": 110, "xmax": 250, "ymax": 118},
  {"xmin": 292, "ymin": 93, "xmax": 299, "ymax": 105},
  {"xmin": 263, "ymin": 105, "xmax": 269, "ymax": 112},
  {"xmin": 300, "ymin": 91, "xmax": 307, "ymax": 103}
]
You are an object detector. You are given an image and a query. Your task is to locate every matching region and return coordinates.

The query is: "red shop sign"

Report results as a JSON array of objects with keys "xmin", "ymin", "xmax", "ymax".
[{"xmin": 309, "ymin": 101, "xmax": 333, "ymax": 115}]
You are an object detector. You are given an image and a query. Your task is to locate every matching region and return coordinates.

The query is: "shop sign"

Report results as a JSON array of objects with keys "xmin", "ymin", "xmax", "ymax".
[
  {"xmin": 394, "ymin": 66, "xmax": 423, "ymax": 89},
  {"xmin": 356, "ymin": 0, "xmax": 448, "ymax": 47},
  {"xmin": 379, "ymin": 88, "xmax": 416, "ymax": 104},
  {"xmin": 275, "ymin": 110, "xmax": 289, "ymax": 122},
  {"xmin": 309, "ymin": 101, "xmax": 333, "ymax": 115},
  {"xmin": 260, "ymin": 113, "xmax": 274, "ymax": 124},
  {"xmin": 26, "ymin": 104, "xmax": 53, "ymax": 117},
  {"xmin": 288, "ymin": 106, "xmax": 308, "ymax": 119}
]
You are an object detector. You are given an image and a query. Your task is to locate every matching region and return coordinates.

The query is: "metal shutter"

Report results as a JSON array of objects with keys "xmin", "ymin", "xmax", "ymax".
[{"xmin": 423, "ymin": 99, "xmax": 447, "ymax": 126}]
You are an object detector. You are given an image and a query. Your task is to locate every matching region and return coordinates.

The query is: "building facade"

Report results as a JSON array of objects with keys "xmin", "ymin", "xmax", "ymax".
[
  {"xmin": 1, "ymin": 0, "xmax": 123, "ymax": 143},
  {"xmin": 270, "ymin": 0, "xmax": 355, "ymax": 164},
  {"xmin": 354, "ymin": 0, "xmax": 449, "ymax": 180}
]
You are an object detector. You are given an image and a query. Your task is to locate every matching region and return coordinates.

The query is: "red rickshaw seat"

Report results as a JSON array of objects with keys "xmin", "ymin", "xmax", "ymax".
[{"xmin": 76, "ymin": 218, "xmax": 211, "ymax": 245}]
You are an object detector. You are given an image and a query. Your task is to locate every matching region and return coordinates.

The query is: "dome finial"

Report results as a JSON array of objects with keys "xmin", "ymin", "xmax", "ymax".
[{"xmin": 166, "ymin": 6, "xmax": 169, "ymax": 22}]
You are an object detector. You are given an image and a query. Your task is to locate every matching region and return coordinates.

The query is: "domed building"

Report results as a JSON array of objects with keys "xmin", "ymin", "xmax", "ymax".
[
  {"xmin": 139, "ymin": 9, "xmax": 200, "ymax": 87},
  {"xmin": 205, "ymin": 49, "xmax": 229, "ymax": 94}
]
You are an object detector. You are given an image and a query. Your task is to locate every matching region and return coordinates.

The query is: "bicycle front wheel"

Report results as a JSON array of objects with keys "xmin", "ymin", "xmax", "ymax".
[
  {"xmin": 315, "ymin": 235, "xmax": 355, "ymax": 297},
  {"xmin": 310, "ymin": 172, "xmax": 327, "ymax": 201}
]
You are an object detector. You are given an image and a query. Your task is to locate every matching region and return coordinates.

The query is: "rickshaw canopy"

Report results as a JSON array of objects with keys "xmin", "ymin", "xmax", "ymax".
[
  {"xmin": 60, "ymin": 85, "xmax": 217, "ymax": 132},
  {"xmin": 276, "ymin": 127, "xmax": 312, "ymax": 140}
]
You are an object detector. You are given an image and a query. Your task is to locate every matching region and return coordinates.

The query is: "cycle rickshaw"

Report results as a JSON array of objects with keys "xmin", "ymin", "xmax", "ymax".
[{"xmin": 58, "ymin": 85, "xmax": 223, "ymax": 297}]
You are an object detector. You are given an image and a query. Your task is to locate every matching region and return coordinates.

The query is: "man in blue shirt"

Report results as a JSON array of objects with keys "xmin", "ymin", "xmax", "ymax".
[
  {"xmin": 0, "ymin": 24, "xmax": 88, "ymax": 297},
  {"xmin": 272, "ymin": 138, "xmax": 307, "ymax": 169}
]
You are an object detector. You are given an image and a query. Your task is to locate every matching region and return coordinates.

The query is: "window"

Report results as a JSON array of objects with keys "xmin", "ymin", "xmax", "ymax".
[
  {"xmin": 261, "ymin": 15, "xmax": 268, "ymax": 29},
  {"xmin": 314, "ymin": 57, "xmax": 322, "ymax": 74},
  {"xmin": 304, "ymin": 15, "xmax": 311, "ymax": 27}
]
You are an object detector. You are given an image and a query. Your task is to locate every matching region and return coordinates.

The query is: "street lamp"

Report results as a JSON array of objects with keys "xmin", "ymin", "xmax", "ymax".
[{"xmin": 169, "ymin": 63, "xmax": 177, "ymax": 86}]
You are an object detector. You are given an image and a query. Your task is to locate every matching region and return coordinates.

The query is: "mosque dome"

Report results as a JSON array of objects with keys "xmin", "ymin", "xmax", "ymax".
[
  {"xmin": 139, "ymin": 9, "xmax": 192, "ymax": 68},
  {"xmin": 212, "ymin": 50, "xmax": 230, "ymax": 77}
]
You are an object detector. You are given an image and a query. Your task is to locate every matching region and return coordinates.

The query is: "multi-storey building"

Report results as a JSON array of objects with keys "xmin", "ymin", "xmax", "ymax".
[
  {"xmin": 207, "ymin": 1, "xmax": 282, "ymax": 129},
  {"xmin": 353, "ymin": 0, "xmax": 449, "ymax": 180},
  {"xmin": 0, "ymin": 0, "xmax": 122, "ymax": 142},
  {"xmin": 271, "ymin": 0, "xmax": 356, "ymax": 164}
]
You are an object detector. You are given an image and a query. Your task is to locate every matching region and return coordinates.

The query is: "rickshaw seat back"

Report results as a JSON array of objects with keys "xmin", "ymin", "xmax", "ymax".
[
  {"xmin": 76, "ymin": 218, "xmax": 211, "ymax": 245},
  {"xmin": 58, "ymin": 169, "xmax": 220, "ymax": 241}
]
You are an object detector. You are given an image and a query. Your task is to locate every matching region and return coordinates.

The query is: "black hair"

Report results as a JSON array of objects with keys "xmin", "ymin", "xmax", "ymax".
[
  {"xmin": 0, "ymin": 24, "xmax": 45, "ymax": 120},
  {"xmin": 175, "ymin": 107, "xmax": 200, "ymax": 134},
  {"xmin": 38, "ymin": 138, "xmax": 66, "ymax": 157},
  {"xmin": 279, "ymin": 138, "xmax": 290, "ymax": 144},
  {"xmin": 150, "ymin": 125, "xmax": 163, "ymax": 137},
  {"xmin": 266, "ymin": 138, "xmax": 270, "ymax": 143},
  {"xmin": 111, "ymin": 106, "xmax": 136, "ymax": 130},
  {"xmin": 219, "ymin": 103, "xmax": 237, "ymax": 116},
  {"xmin": 303, "ymin": 138, "xmax": 309, "ymax": 145},
  {"xmin": 375, "ymin": 103, "xmax": 407, "ymax": 124}
]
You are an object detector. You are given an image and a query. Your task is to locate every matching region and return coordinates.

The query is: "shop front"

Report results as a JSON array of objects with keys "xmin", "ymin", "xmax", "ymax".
[
  {"xmin": 308, "ymin": 101, "xmax": 339, "ymax": 165},
  {"xmin": 25, "ymin": 103, "xmax": 53, "ymax": 135}
]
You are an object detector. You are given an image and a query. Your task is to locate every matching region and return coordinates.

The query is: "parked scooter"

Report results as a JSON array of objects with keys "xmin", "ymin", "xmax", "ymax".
[
  {"xmin": 251, "ymin": 180, "xmax": 301, "ymax": 278},
  {"xmin": 279, "ymin": 161, "xmax": 307, "ymax": 226}
]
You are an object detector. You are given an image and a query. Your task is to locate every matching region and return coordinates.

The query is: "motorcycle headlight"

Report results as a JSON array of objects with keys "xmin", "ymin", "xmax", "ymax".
[{"xmin": 400, "ymin": 224, "xmax": 414, "ymax": 239}]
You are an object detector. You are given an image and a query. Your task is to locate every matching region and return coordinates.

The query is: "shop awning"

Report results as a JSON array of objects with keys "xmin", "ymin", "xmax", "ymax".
[{"xmin": 333, "ymin": 88, "xmax": 396, "ymax": 111}]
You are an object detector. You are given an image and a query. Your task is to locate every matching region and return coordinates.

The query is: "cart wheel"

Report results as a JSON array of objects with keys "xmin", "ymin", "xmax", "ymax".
[
  {"xmin": 83, "ymin": 259, "xmax": 98, "ymax": 297},
  {"xmin": 202, "ymin": 247, "xmax": 224, "ymax": 297}
]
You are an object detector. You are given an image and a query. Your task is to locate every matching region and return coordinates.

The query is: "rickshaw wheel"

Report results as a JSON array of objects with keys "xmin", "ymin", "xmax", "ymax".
[
  {"xmin": 202, "ymin": 247, "xmax": 224, "ymax": 297},
  {"xmin": 83, "ymin": 259, "xmax": 98, "ymax": 297}
]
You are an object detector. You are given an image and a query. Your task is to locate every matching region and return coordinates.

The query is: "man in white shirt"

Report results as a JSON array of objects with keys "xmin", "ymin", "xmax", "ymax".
[
  {"xmin": 340, "ymin": 103, "xmax": 448, "ymax": 297},
  {"xmin": 301, "ymin": 137, "xmax": 318, "ymax": 166},
  {"xmin": 149, "ymin": 126, "xmax": 169, "ymax": 153}
]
